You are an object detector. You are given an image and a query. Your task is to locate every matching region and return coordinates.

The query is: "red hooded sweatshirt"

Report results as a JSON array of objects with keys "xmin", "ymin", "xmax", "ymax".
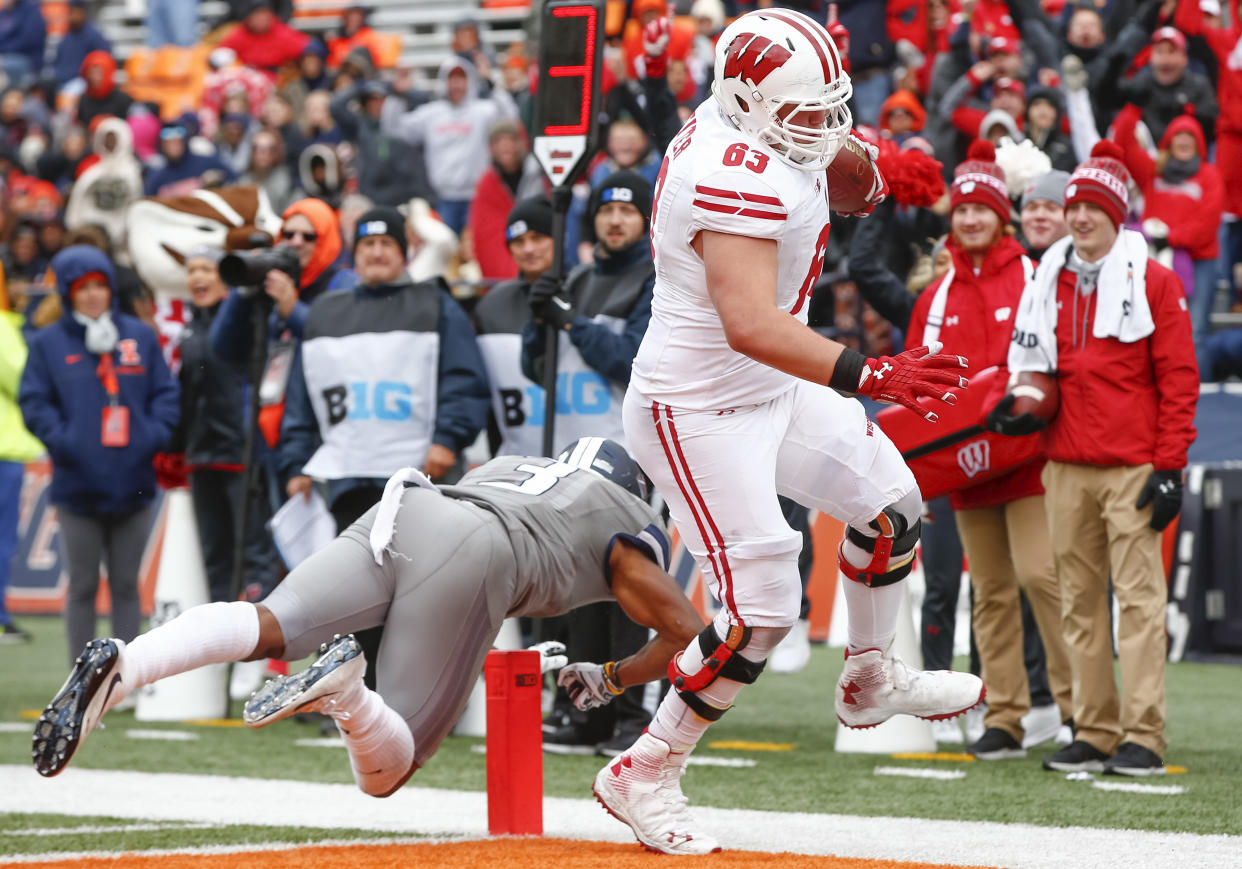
[
  {"xmin": 1113, "ymin": 106, "xmax": 1223, "ymax": 261},
  {"xmin": 1175, "ymin": 0, "xmax": 1242, "ymax": 215}
]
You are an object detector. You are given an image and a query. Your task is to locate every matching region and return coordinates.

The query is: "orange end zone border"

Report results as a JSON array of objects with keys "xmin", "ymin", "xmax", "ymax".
[{"xmin": 19, "ymin": 838, "xmax": 1000, "ymax": 869}]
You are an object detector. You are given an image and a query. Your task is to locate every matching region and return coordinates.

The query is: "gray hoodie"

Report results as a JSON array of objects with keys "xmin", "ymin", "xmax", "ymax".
[{"xmin": 380, "ymin": 57, "xmax": 517, "ymax": 201}]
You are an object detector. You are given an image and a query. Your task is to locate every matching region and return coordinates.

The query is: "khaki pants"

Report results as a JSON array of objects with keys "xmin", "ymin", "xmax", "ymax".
[
  {"xmin": 1043, "ymin": 461, "xmax": 1168, "ymax": 756},
  {"xmin": 956, "ymin": 495, "xmax": 1073, "ymax": 741}
]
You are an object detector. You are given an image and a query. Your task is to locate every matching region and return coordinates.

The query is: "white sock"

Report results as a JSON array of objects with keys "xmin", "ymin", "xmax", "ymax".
[
  {"xmin": 326, "ymin": 679, "xmax": 415, "ymax": 797},
  {"xmin": 116, "ymin": 601, "xmax": 260, "ymax": 710},
  {"xmin": 841, "ymin": 579, "xmax": 904, "ymax": 655}
]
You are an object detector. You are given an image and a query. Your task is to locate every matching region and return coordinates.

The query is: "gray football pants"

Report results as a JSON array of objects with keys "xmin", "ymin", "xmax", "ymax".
[{"xmin": 262, "ymin": 490, "xmax": 517, "ymax": 765}]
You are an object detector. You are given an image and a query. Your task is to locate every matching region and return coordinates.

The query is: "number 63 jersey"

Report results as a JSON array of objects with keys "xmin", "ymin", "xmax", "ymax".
[{"xmin": 630, "ymin": 100, "xmax": 833, "ymax": 411}]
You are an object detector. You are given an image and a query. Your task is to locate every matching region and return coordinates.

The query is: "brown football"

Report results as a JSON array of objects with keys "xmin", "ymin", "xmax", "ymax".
[
  {"xmin": 1008, "ymin": 370, "xmax": 1060, "ymax": 422},
  {"xmin": 825, "ymin": 136, "xmax": 877, "ymax": 215}
]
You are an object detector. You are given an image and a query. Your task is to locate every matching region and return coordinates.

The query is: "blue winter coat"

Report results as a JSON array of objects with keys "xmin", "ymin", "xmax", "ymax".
[
  {"xmin": 52, "ymin": 23, "xmax": 111, "ymax": 86},
  {"xmin": 18, "ymin": 246, "xmax": 180, "ymax": 516},
  {"xmin": 144, "ymin": 151, "xmax": 237, "ymax": 197},
  {"xmin": 0, "ymin": 0, "xmax": 47, "ymax": 75}
]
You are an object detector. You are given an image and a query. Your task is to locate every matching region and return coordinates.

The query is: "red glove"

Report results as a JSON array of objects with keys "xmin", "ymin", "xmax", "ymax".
[
  {"xmin": 154, "ymin": 453, "xmax": 190, "ymax": 490},
  {"xmin": 826, "ymin": 4, "xmax": 850, "ymax": 74},
  {"xmin": 642, "ymin": 17, "xmax": 671, "ymax": 78},
  {"xmin": 856, "ymin": 343, "xmax": 970, "ymax": 422}
]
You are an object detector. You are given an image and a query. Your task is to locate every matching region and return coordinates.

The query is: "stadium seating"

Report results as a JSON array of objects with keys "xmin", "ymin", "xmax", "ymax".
[{"xmin": 41, "ymin": 0, "xmax": 531, "ymax": 86}]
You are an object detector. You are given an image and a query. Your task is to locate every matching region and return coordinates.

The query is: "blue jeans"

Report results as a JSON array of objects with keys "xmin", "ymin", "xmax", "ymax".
[
  {"xmin": 0, "ymin": 54, "xmax": 33, "ymax": 87},
  {"xmin": 436, "ymin": 198, "xmax": 471, "ymax": 237},
  {"xmin": 1190, "ymin": 257, "xmax": 1219, "ymax": 380},
  {"xmin": 0, "ymin": 461, "xmax": 22, "ymax": 626},
  {"xmin": 147, "ymin": 0, "xmax": 199, "ymax": 47}
]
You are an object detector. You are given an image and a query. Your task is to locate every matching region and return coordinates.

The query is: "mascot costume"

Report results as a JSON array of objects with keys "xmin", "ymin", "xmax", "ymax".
[{"xmin": 126, "ymin": 185, "xmax": 282, "ymax": 367}]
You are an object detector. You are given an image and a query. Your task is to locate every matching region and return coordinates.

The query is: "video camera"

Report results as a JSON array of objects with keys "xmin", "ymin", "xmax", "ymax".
[{"xmin": 220, "ymin": 244, "xmax": 301, "ymax": 293}]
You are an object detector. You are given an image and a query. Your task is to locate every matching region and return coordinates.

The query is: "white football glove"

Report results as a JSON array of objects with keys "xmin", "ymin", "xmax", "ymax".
[
  {"xmin": 526, "ymin": 640, "xmax": 568, "ymax": 674},
  {"xmin": 557, "ymin": 662, "xmax": 622, "ymax": 711}
]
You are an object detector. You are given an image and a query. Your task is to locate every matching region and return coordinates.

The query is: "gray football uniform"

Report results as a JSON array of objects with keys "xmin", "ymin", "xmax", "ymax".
[{"xmin": 261, "ymin": 456, "xmax": 669, "ymax": 765}]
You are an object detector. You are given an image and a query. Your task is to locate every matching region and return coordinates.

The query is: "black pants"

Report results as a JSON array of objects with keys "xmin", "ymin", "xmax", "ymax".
[
  {"xmin": 566, "ymin": 600, "xmax": 654, "ymax": 743},
  {"xmin": 331, "ymin": 484, "xmax": 386, "ymax": 689},
  {"xmin": 189, "ymin": 468, "xmax": 281, "ymax": 604}
]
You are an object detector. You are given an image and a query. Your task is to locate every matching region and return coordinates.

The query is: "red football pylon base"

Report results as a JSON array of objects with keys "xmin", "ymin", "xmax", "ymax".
[{"xmin": 484, "ymin": 649, "xmax": 543, "ymax": 835}]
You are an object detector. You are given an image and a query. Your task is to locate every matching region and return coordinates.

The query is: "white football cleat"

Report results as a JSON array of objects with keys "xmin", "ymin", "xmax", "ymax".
[
  {"xmin": 243, "ymin": 635, "xmax": 364, "ymax": 728},
  {"xmin": 1021, "ymin": 703, "xmax": 1063, "ymax": 748},
  {"xmin": 835, "ymin": 649, "xmax": 985, "ymax": 729},
  {"xmin": 593, "ymin": 732, "xmax": 721, "ymax": 855},
  {"xmin": 932, "ymin": 716, "xmax": 963, "ymax": 745},
  {"xmin": 769, "ymin": 619, "xmax": 812, "ymax": 674}
]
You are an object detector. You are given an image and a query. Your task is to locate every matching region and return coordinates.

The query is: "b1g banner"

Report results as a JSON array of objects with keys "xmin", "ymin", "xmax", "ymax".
[{"xmin": 6, "ymin": 459, "xmax": 164, "ymax": 616}]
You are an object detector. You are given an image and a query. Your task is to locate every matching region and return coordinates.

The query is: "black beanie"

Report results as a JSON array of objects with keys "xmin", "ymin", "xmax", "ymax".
[
  {"xmin": 588, "ymin": 170, "xmax": 653, "ymax": 224},
  {"xmin": 354, "ymin": 207, "xmax": 408, "ymax": 258},
  {"xmin": 506, "ymin": 196, "xmax": 554, "ymax": 242}
]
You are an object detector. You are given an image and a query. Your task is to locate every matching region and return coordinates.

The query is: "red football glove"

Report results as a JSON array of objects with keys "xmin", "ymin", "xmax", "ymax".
[
  {"xmin": 642, "ymin": 17, "xmax": 671, "ymax": 79},
  {"xmin": 856, "ymin": 342, "xmax": 970, "ymax": 422},
  {"xmin": 154, "ymin": 452, "xmax": 190, "ymax": 489}
]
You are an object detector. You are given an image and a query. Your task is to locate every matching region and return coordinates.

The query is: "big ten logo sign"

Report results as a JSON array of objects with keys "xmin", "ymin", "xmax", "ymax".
[
  {"xmin": 497, "ymin": 372, "xmax": 612, "ymax": 427},
  {"xmin": 322, "ymin": 381, "xmax": 415, "ymax": 425},
  {"xmin": 18, "ymin": 460, "xmax": 62, "ymax": 583}
]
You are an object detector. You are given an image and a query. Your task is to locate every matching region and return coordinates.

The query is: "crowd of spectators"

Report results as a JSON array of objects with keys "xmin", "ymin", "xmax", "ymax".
[{"xmin": 0, "ymin": 0, "xmax": 1235, "ymax": 767}]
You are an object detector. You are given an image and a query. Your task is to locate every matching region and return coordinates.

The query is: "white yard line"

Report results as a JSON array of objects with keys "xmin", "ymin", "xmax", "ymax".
[
  {"xmin": 8, "ymin": 823, "xmax": 216, "ymax": 837},
  {"xmin": 126, "ymin": 730, "xmax": 200, "ymax": 742},
  {"xmin": 0, "ymin": 765, "xmax": 1237, "ymax": 868},
  {"xmin": 874, "ymin": 765, "xmax": 967, "ymax": 781},
  {"xmin": 1091, "ymin": 780, "xmax": 1187, "ymax": 796}
]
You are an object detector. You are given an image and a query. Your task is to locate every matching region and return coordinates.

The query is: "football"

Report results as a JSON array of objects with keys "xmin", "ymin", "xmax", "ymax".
[
  {"xmin": 1008, "ymin": 370, "xmax": 1059, "ymax": 422},
  {"xmin": 825, "ymin": 136, "xmax": 878, "ymax": 215}
]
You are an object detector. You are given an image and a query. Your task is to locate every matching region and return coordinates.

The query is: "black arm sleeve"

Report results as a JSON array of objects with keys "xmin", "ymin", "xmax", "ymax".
[{"xmin": 847, "ymin": 199, "xmax": 917, "ymax": 333}]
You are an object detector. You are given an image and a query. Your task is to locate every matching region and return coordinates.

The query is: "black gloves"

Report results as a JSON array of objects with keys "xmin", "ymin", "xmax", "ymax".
[
  {"xmin": 529, "ymin": 273, "xmax": 577, "ymax": 331},
  {"xmin": 985, "ymin": 394, "xmax": 1047, "ymax": 437},
  {"xmin": 1136, "ymin": 469, "xmax": 1183, "ymax": 531}
]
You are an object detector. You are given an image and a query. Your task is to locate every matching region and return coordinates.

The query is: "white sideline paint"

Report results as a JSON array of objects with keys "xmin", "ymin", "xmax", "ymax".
[
  {"xmin": 126, "ymin": 730, "xmax": 200, "ymax": 742},
  {"xmin": 9, "ymin": 823, "xmax": 216, "ymax": 837},
  {"xmin": 0, "ymin": 837, "xmax": 446, "ymax": 865},
  {"xmin": 0, "ymin": 722, "xmax": 31, "ymax": 733},
  {"xmin": 1091, "ymin": 780, "xmax": 1188, "ymax": 796},
  {"xmin": 0, "ymin": 765, "xmax": 1237, "ymax": 869},
  {"xmin": 874, "ymin": 765, "xmax": 967, "ymax": 781},
  {"xmin": 466, "ymin": 744, "xmax": 759, "ymax": 768}
]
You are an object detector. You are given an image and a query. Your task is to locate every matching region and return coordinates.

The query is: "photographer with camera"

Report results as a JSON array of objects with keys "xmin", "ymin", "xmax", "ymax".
[{"xmin": 210, "ymin": 199, "xmax": 354, "ymax": 456}]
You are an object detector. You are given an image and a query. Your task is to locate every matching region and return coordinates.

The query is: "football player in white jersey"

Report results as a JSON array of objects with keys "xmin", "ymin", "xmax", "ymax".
[{"xmin": 579, "ymin": 9, "xmax": 985, "ymax": 855}]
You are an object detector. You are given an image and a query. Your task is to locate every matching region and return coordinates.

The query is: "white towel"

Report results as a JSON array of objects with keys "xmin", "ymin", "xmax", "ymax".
[
  {"xmin": 1009, "ymin": 229, "xmax": 1153, "ymax": 374},
  {"xmin": 369, "ymin": 467, "xmax": 442, "ymax": 565}
]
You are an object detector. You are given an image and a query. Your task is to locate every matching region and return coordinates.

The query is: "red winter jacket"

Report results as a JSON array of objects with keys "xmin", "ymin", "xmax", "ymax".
[
  {"xmin": 219, "ymin": 19, "xmax": 309, "ymax": 74},
  {"xmin": 1113, "ymin": 108, "xmax": 1223, "ymax": 261},
  {"xmin": 910, "ymin": 235, "xmax": 1043, "ymax": 510},
  {"xmin": 1044, "ymin": 260, "xmax": 1198, "ymax": 470},
  {"xmin": 469, "ymin": 166, "xmax": 519, "ymax": 283},
  {"xmin": 1175, "ymin": 0, "xmax": 1242, "ymax": 215}
]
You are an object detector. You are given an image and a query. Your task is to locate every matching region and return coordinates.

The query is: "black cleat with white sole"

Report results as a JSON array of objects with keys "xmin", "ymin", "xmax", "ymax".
[
  {"xmin": 243, "ymin": 634, "xmax": 365, "ymax": 729},
  {"xmin": 33, "ymin": 638, "xmax": 125, "ymax": 777}
]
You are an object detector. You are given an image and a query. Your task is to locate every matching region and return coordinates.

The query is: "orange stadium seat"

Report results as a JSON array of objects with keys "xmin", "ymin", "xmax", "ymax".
[{"xmin": 123, "ymin": 45, "xmax": 212, "ymax": 120}]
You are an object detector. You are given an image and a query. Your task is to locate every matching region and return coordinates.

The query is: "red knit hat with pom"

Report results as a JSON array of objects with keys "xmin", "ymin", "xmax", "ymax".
[
  {"xmin": 1065, "ymin": 140, "xmax": 1131, "ymax": 228},
  {"xmin": 950, "ymin": 140, "xmax": 1011, "ymax": 222}
]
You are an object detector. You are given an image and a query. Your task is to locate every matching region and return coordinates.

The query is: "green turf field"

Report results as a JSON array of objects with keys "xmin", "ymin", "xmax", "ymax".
[{"xmin": 3, "ymin": 613, "xmax": 1240, "ymax": 858}]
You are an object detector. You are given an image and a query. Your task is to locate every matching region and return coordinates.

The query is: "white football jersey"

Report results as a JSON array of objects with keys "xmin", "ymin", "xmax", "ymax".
[{"xmin": 630, "ymin": 100, "xmax": 832, "ymax": 410}]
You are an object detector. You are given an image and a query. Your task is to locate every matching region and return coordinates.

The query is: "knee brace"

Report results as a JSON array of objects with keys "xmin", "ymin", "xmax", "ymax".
[
  {"xmin": 668, "ymin": 621, "xmax": 769, "ymax": 721},
  {"xmin": 839, "ymin": 496, "xmax": 922, "ymax": 588}
]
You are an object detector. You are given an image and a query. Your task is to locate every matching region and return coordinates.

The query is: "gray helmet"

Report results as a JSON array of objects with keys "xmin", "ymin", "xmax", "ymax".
[{"xmin": 556, "ymin": 437, "xmax": 649, "ymax": 501}]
